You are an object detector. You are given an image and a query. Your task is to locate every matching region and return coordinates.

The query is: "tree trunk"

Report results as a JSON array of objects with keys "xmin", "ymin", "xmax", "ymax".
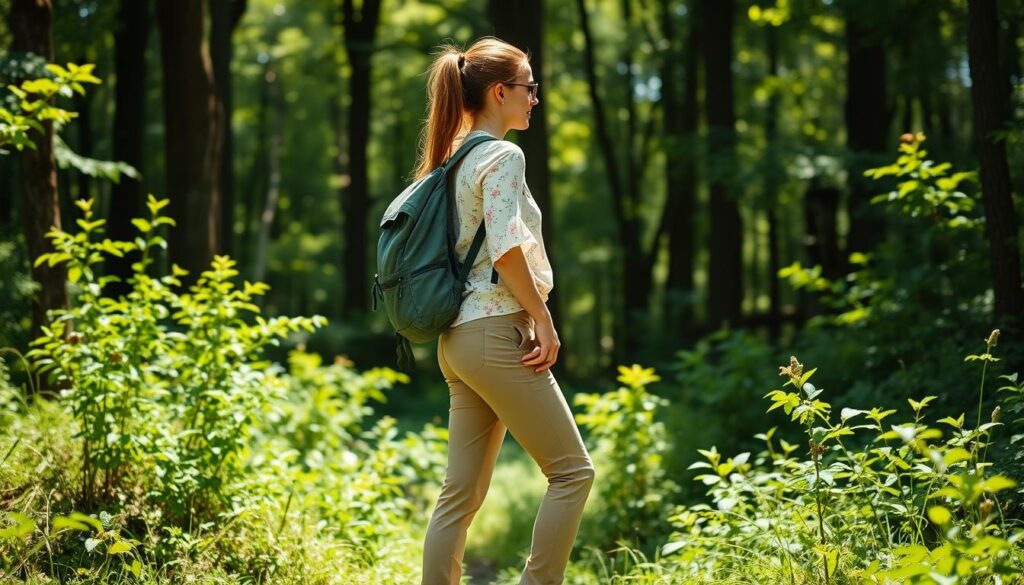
[
  {"xmin": 967, "ymin": 0, "xmax": 1023, "ymax": 318},
  {"xmin": 487, "ymin": 0, "xmax": 560, "ymax": 328},
  {"xmin": 210, "ymin": 0, "xmax": 246, "ymax": 257},
  {"xmin": 9, "ymin": 0, "xmax": 67, "ymax": 346},
  {"xmin": 239, "ymin": 64, "xmax": 272, "ymax": 275},
  {"xmin": 0, "ymin": 157, "xmax": 14, "ymax": 226},
  {"xmin": 661, "ymin": 0, "xmax": 699, "ymax": 334},
  {"xmin": 339, "ymin": 0, "xmax": 381, "ymax": 316},
  {"xmin": 764, "ymin": 24, "xmax": 782, "ymax": 340},
  {"xmin": 575, "ymin": 0, "xmax": 653, "ymax": 356},
  {"xmin": 843, "ymin": 2, "xmax": 889, "ymax": 256},
  {"xmin": 702, "ymin": 0, "xmax": 742, "ymax": 328},
  {"xmin": 804, "ymin": 184, "xmax": 843, "ymax": 279},
  {"xmin": 106, "ymin": 0, "xmax": 149, "ymax": 298},
  {"xmin": 156, "ymin": 0, "xmax": 221, "ymax": 283},
  {"xmin": 253, "ymin": 67, "xmax": 282, "ymax": 284}
]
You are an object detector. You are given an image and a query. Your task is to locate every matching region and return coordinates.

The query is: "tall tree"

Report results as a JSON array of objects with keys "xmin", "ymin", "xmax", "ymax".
[
  {"xmin": 106, "ymin": 0, "xmax": 149, "ymax": 297},
  {"xmin": 156, "ymin": 0, "xmax": 221, "ymax": 282},
  {"xmin": 488, "ymin": 0, "xmax": 560, "ymax": 327},
  {"xmin": 252, "ymin": 65, "xmax": 283, "ymax": 284},
  {"xmin": 702, "ymin": 0, "xmax": 742, "ymax": 328},
  {"xmin": 764, "ymin": 22, "xmax": 784, "ymax": 339},
  {"xmin": 210, "ymin": 0, "xmax": 247, "ymax": 256},
  {"xmin": 0, "ymin": 158, "xmax": 14, "ymax": 226},
  {"xmin": 576, "ymin": 0, "xmax": 661, "ymax": 354},
  {"xmin": 661, "ymin": 0, "xmax": 699, "ymax": 333},
  {"xmin": 967, "ymin": 0, "xmax": 1023, "ymax": 318},
  {"xmin": 842, "ymin": 1, "xmax": 889, "ymax": 256},
  {"xmin": 9, "ymin": 0, "xmax": 67, "ymax": 342},
  {"xmin": 339, "ymin": 0, "xmax": 382, "ymax": 316}
]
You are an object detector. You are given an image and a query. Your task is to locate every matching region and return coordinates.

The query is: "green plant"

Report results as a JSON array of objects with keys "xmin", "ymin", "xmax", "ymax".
[
  {"xmin": 218, "ymin": 348, "xmax": 448, "ymax": 570},
  {"xmin": 662, "ymin": 334, "xmax": 1024, "ymax": 584},
  {"xmin": 0, "ymin": 63, "xmax": 100, "ymax": 152},
  {"xmin": 575, "ymin": 364, "xmax": 680, "ymax": 551},
  {"xmin": 27, "ymin": 196, "xmax": 326, "ymax": 524},
  {"xmin": 865, "ymin": 132, "xmax": 979, "ymax": 230}
]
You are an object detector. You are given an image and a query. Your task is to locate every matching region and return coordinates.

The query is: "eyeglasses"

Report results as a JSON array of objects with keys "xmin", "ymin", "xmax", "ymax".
[{"xmin": 503, "ymin": 81, "xmax": 540, "ymax": 99}]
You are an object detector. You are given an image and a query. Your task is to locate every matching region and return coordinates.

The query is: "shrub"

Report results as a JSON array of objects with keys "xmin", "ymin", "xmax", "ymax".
[
  {"xmin": 575, "ymin": 364, "xmax": 680, "ymax": 552},
  {"xmin": 27, "ymin": 196, "xmax": 325, "ymax": 524},
  {"xmin": 661, "ymin": 333, "xmax": 1024, "ymax": 584}
]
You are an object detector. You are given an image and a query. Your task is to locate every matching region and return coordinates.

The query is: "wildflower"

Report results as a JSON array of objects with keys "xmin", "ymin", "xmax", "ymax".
[
  {"xmin": 617, "ymin": 364, "xmax": 661, "ymax": 389},
  {"xmin": 900, "ymin": 132, "xmax": 915, "ymax": 144},
  {"xmin": 986, "ymin": 329, "xmax": 1000, "ymax": 349},
  {"xmin": 808, "ymin": 438, "xmax": 825, "ymax": 459},
  {"xmin": 779, "ymin": 356, "xmax": 803, "ymax": 385}
]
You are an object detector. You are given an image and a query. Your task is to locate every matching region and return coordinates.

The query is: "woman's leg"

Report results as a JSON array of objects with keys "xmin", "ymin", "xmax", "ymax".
[
  {"xmin": 422, "ymin": 329, "xmax": 508, "ymax": 585},
  {"xmin": 457, "ymin": 313, "xmax": 596, "ymax": 585}
]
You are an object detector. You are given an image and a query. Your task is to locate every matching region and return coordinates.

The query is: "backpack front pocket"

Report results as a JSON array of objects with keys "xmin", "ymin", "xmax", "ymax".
[{"xmin": 396, "ymin": 263, "xmax": 461, "ymax": 341}]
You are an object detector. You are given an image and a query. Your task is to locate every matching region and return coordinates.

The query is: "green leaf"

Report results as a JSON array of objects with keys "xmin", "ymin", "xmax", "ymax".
[
  {"xmin": 52, "ymin": 516, "xmax": 89, "ymax": 532},
  {"xmin": 943, "ymin": 448, "xmax": 971, "ymax": 465},
  {"xmin": 131, "ymin": 218, "xmax": 152, "ymax": 233},
  {"xmin": 927, "ymin": 505, "xmax": 952, "ymax": 525},
  {"xmin": 0, "ymin": 512, "xmax": 36, "ymax": 540},
  {"xmin": 107, "ymin": 540, "xmax": 133, "ymax": 555},
  {"xmin": 840, "ymin": 408, "xmax": 864, "ymax": 421},
  {"xmin": 981, "ymin": 476, "xmax": 1017, "ymax": 493}
]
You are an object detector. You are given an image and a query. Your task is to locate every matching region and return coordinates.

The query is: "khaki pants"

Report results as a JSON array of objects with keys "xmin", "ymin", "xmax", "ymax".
[{"xmin": 421, "ymin": 311, "xmax": 595, "ymax": 585}]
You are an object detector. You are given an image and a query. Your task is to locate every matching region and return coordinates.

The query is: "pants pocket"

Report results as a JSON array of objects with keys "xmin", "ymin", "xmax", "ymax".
[{"xmin": 511, "ymin": 320, "xmax": 533, "ymax": 351}]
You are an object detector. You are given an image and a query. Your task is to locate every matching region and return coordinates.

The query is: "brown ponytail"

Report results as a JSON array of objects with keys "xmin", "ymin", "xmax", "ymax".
[{"xmin": 415, "ymin": 37, "xmax": 529, "ymax": 179}]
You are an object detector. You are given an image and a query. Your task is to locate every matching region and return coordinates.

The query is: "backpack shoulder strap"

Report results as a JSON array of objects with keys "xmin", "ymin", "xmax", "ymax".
[
  {"xmin": 444, "ymin": 134, "xmax": 496, "ymax": 172},
  {"xmin": 446, "ymin": 134, "xmax": 497, "ymax": 280}
]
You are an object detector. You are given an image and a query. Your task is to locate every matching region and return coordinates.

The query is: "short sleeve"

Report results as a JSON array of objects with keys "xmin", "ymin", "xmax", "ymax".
[{"xmin": 481, "ymin": 145, "xmax": 538, "ymax": 263}]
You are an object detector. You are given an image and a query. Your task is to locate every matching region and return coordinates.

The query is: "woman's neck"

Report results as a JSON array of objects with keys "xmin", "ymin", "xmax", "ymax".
[{"xmin": 467, "ymin": 112, "xmax": 508, "ymax": 139}]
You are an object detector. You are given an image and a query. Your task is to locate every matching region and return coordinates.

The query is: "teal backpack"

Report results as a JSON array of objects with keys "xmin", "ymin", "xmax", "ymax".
[{"xmin": 372, "ymin": 134, "xmax": 497, "ymax": 369}]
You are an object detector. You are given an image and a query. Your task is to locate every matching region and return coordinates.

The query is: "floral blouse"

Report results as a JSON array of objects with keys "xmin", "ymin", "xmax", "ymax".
[{"xmin": 449, "ymin": 130, "xmax": 554, "ymax": 327}]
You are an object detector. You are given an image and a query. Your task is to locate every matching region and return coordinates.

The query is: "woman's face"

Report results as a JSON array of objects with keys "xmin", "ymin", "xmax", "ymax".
[{"xmin": 502, "ymin": 63, "xmax": 540, "ymax": 131}]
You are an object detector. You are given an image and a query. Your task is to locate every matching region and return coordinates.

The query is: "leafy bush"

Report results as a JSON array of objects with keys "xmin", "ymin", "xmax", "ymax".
[
  {"xmin": 27, "ymin": 196, "xmax": 325, "ymax": 524},
  {"xmin": 575, "ymin": 364, "xmax": 680, "ymax": 551},
  {"xmin": 661, "ymin": 334, "xmax": 1024, "ymax": 584},
  {"xmin": 246, "ymin": 351, "xmax": 447, "ymax": 564}
]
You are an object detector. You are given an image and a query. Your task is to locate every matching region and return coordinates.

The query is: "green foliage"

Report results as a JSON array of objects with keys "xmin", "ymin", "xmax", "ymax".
[
  {"xmin": 997, "ymin": 372, "xmax": 1024, "ymax": 482},
  {"xmin": 26, "ymin": 196, "xmax": 326, "ymax": 523},
  {"xmin": 0, "ymin": 63, "xmax": 100, "ymax": 153},
  {"xmin": 0, "ymin": 232, "xmax": 35, "ymax": 349},
  {"xmin": 575, "ymin": 364, "xmax": 680, "ymax": 551},
  {"xmin": 670, "ymin": 330, "xmax": 782, "ymax": 461},
  {"xmin": 247, "ymin": 349, "xmax": 447, "ymax": 563},
  {"xmin": 661, "ymin": 341, "xmax": 1024, "ymax": 584},
  {"xmin": 865, "ymin": 133, "xmax": 979, "ymax": 230},
  {"xmin": 775, "ymin": 135, "xmax": 996, "ymax": 424},
  {"xmin": 54, "ymin": 135, "xmax": 139, "ymax": 184}
]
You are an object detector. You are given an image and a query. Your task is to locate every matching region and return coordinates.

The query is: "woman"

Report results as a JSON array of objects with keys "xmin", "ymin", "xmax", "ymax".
[{"xmin": 416, "ymin": 37, "xmax": 596, "ymax": 585}]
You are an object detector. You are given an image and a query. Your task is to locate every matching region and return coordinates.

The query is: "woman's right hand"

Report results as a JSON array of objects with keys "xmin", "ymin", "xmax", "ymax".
[{"xmin": 522, "ymin": 316, "xmax": 560, "ymax": 372}]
